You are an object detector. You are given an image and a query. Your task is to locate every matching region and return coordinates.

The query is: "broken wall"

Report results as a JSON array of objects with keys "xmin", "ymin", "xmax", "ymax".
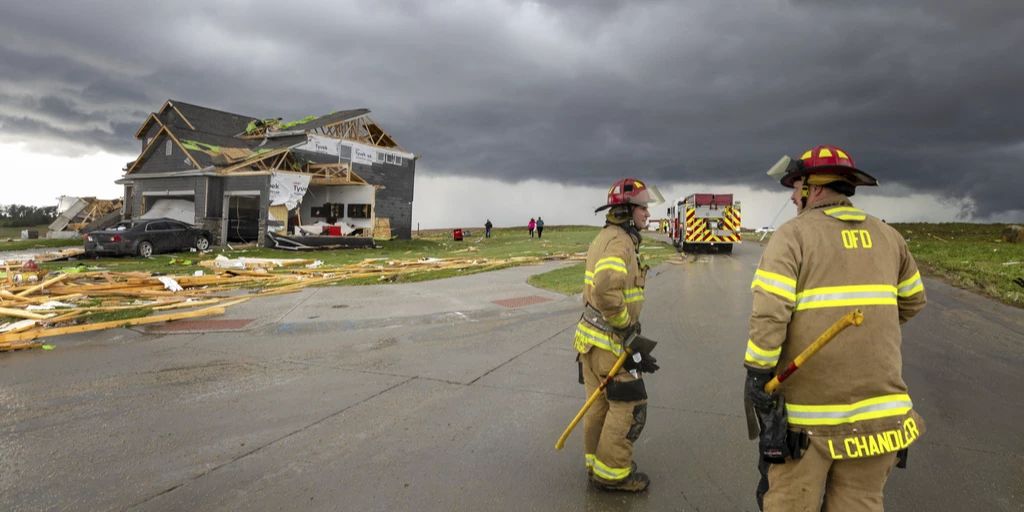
[
  {"xmin": 299, "ymin": 184, "xmax": 374, "ymax": 234},
  {"xmin": 353, "ymin": 159, "xmax": 414, "ymax": 239},
  {"xmin": 297, "ymin": 146, "xmax": 415, "ymax": 240}
]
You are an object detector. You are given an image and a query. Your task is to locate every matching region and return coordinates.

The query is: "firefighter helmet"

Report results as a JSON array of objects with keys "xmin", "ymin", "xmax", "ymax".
[
  {"xmin": 595, "ymin": 178, "xmax": 664, "ymax": 213},
  {"xmin": 767, "ymin": 145, "xmax": 879, "ymax": 188}
]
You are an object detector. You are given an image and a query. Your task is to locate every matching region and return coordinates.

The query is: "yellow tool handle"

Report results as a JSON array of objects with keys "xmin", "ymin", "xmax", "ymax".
[
  {"xmin": 765, "ymin": 309, "xmax": 864, "ymax": 394},
  {"xmin": 555, "ymin": 349, "xmax": 631, "ymax": 450}
]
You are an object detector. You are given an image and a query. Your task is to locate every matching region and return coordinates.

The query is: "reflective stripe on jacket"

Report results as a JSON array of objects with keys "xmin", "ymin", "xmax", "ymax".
[
  {"xmin": 745, "ymin": 198, "xmax": 927, "ymax": 437},
  {"xmin": 576, "ymin": 225, "xmax": 646, "ymax": 355}
]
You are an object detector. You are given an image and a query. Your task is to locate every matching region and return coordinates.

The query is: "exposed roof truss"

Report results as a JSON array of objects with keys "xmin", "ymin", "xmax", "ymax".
[{"xmin": 313, "ymin": 115, "xmax": 405, "ymax": 151}]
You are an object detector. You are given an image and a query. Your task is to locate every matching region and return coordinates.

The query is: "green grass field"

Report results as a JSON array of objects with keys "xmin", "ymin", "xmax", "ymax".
[
  {"xmin": 892, "ymin": 223, "xmax": 1023, "ymax": 308},
  {"xmin": 527, "ymin": 240, "xmax": 677, "ymax": 295},
  {"xmin": 0, "ymin": 224, "xmax": 81, "ymax": 251}
]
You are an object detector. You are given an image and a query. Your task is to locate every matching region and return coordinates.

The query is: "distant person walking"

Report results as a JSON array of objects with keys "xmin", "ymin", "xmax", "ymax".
[
  {"xmin": 485, "ymin": 219, "xmax": 493, "ymax": 238},
  {"xmin": 528, "ymin": 218, "xmax": 536, "ymax": 238},
  {"xmin": 536, "ymin": 217, "xmax": 545, "ymax": 238}
]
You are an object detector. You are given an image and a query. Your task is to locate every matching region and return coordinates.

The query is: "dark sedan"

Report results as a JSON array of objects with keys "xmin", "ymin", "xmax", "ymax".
[{"xmin": 84, "ymin": 218, "xmax": 212, "ymax": 257}]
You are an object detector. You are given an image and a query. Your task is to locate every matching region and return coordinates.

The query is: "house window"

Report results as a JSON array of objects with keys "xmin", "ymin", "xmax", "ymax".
[
  {"xmin": 165, "ymin": 140, "xmax": 172, "ymax": 156},
  {"xmin": 385, "ymin": 153, "xmax": 395, "ymax": 164},
  {"xmin": 348, "ymin": 204, "xmax": 372, "ymax": 219},
  {"xmin": 394, "ymin": 156, "xmax": 403, "ymax": 166},
  {"xmin": 376, "ymin": 152, "xmax": 385, "ymax": 163}
]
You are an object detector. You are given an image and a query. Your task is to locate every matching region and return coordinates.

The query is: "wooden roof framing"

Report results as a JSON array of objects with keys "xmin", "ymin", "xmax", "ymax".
[
  {"xmin": 133, "ymin": 100, "xmax": 195, "ymax": 139},
  {"xmin": 313, "ymin": 114, "xmax": 406, "ymax": 151},
  {"xmin": 307, "ymin": 163, "xmax": 367, "ymax": 185},
  {"xmin": 217, "ymin": 146, "xmax": 295, "ymax": 174},
  {"xmin": 216, "ymin": 148, "xmax": 369, "ymax": 185}
]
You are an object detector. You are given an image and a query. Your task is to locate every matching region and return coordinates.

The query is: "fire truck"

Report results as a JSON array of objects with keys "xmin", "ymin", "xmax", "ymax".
[{"xmin": 668, "ymin": 193, "xmax": 742, "ymax": 253}]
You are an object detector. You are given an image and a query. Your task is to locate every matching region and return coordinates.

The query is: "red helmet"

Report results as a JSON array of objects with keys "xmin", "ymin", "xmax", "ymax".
[
  {"xmin": 768, "ymin": 145, "xmax": 879, "ymax": 188},
  {"xmin": 595, "ymin": 178, "xmax": 664, "ymax": 212}
]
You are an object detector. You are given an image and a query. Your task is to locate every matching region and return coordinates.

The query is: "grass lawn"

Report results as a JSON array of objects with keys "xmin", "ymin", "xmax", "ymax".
[
  {"xmin": 0, "ymin": 238, "xmax": 83, "ymax": 251},
  {"xmin": 0, "ymin": 225, "xmax": 81, "ymax": 251},
  {"xmin": 892, "ymin": 223, "xmax": 1024, "ymax": 308},
  {"xmin": 527, "ymin": 234, "xmax": 678, "ymax": 295}
]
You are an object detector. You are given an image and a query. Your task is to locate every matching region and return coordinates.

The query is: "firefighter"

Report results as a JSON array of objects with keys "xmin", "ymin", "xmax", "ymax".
[
  {"xmin": 744, "ymin": 145, "xmax": 927, "ymax": 511},
  {"xmin": 574, "ymin": 177, "xmax": 663, "ymax": 492}
]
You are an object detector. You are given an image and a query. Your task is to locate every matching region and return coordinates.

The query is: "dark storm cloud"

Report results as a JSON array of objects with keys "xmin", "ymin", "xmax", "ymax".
[{"xmin": 1, "ymin": 0, "xmax": 1022, "ymax": 217}]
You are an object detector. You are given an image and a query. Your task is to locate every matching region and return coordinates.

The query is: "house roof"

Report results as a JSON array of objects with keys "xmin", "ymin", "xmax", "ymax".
[
  {"xmin": 280, "ymin": 108, "xmax": 370, "ymax": 132},
  {"xmin": 174, "ymin": 127, "xmax": 305, "ymax": 167},
  {"xmin": 128, "ymin": 100, "xmax": 409, "ymax": 176},
  {"xmin": 166, "ymin": 100, "xmax": 257, "ymax": 136}
]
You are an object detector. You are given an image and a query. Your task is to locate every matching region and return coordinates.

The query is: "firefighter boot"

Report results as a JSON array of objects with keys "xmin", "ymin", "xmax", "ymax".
[{"xmin": 591, "ymin": 467, "xmax": 650, "ymax": 493}]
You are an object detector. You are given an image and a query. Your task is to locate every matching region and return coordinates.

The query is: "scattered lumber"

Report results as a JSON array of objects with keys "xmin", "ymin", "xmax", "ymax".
[{"xmin": 0, "ymin": 252, "xmax": 582, "ymax": 353}]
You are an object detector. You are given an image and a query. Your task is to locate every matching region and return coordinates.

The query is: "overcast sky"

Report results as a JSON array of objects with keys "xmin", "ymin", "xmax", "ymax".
[{"xmin": 2, "ymin": 0, "xmax": 1022, "ymax": 228}]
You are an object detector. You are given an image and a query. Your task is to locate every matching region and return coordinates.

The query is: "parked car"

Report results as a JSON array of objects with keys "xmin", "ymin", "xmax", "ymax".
[{"xmin": 84, "ymin": 218, "xmax": 212, "ymax": 257}]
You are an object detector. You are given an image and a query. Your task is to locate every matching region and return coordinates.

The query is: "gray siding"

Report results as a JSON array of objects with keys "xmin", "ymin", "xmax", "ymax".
[
  {"xmin": 353, "ymin": 159, "xmax": 415, "ymax": 239},
  {"xmin": 135, "ymin": 133, "xmax": 197, "ymax": 174},
  {"xmin": 141, "ymin": 124, "xmax": 161, "ymax": 151}
]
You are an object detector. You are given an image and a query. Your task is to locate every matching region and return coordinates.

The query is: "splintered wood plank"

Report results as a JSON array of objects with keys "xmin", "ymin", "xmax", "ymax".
[{"xmin": 0, "ymin": 302, "xmax": 239, "ymax": 344}]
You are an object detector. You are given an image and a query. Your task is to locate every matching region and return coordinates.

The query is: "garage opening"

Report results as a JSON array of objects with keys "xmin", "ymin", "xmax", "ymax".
[
  {"xmin": 141, "ymin": 195, "xmax": 196, "ymax": 224},
  {"xmin": 225, "ymin": 195, "xmax": 260, "ymax": 243}
]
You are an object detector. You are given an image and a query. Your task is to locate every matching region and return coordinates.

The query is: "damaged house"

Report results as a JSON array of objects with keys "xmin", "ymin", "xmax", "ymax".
[{"xmin": 117, "ymin": 100, "xmax": 417, "ymax": 247}]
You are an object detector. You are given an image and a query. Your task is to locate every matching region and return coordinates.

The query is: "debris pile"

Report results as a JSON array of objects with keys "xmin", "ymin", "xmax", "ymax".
[
  {"xmin": 1, "ymin": 253, "xmax": 582, "ymax": 352},
  {"xmin": 48, "ymin": 196, "xmax": 124, "ymax": 238}
]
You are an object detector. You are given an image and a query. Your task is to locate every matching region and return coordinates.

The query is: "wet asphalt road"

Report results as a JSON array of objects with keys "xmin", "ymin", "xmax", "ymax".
[{"xmin": 1, "ymin": 241, "xmax": 1021, "ymax": 511}]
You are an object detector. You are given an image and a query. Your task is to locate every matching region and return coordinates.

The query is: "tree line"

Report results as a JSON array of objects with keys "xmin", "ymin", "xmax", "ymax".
[{"xmin": 0, "ymin": 204, "xmax": 58, "ymax": 227}]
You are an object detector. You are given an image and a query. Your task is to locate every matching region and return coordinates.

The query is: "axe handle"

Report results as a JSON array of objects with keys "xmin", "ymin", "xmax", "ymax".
[
  {"xmin": 555, "ymin": 348, "xmax": 631, "ymax": 450},
  {"xmin": 765, "ymin": 309, "xmax": 864, "ymax": 394}
]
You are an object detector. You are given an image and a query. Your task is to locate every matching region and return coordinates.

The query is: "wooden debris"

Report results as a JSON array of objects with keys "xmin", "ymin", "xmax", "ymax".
[
  {"xmin": 0, "ymin": 341, "xmax": 43, "ymax": 352},
  {"xmin": 16, "ymin": 272, "xmax": 71, "ymax": 297},
  {"xmin": 0, "ymin": 253, "xmax": 581, "ymax": 353},
  {"xmin": 0, "ymin": 307, "xmax": 53, "ymax": 320}
]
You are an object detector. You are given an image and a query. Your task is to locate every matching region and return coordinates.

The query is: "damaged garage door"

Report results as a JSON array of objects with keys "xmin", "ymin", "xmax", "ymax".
[{"xmin": 141, "ymin": 198, "xmax": 196, "ymax": 224}]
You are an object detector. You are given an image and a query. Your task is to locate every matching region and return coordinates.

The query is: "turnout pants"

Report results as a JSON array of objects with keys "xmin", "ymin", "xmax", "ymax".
[
  {"xmin": 762, "ymin": 436, "xmax": 898, "ymax": 512},
  {"xmin": 580, "ymin": 347, "xmax": 647, "ymax": 482}
]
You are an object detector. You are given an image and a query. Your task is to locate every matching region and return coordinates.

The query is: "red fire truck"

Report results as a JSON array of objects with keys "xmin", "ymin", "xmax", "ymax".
[{"xmin": 668, "ymin": 193, "xmax": 742, "ymax": 253}]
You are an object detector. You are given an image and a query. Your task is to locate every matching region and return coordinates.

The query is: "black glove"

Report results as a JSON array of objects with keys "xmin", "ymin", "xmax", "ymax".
[
  {"xmin": 758, "ymin": 395, "xmax": 791, "ymax": 464},
  {"xmin": 625, "ymin": 352, "xmax": 660, "ymax": 374},
  {"xmin": 639, "ymin": 353, "xmax": 659, "ymax": 374},
  {"xmin": 745, "ymin": 368, "xmax": 776, "ymax": 414}
]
